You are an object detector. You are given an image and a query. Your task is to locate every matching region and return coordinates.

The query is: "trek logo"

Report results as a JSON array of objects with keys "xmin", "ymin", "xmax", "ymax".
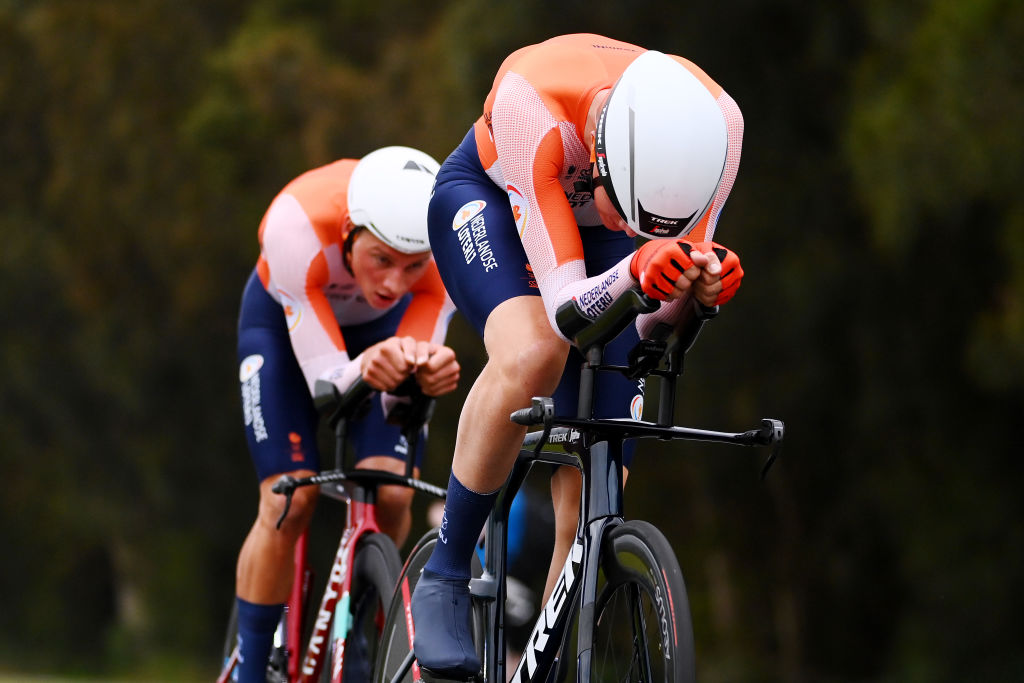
[
  {"xmin": 548, "ymin": 429, "xmax": 581, "ymax": 445},
  {"xmin": 510, "ymin": 537, "xmax": 584, "ymax": 682},
  {"xmin": 637, "ymin": 199, "xmax": 697, "ymax": 238},
  {"xmin": 452, "ymin": 200, "xmax": 486, "ymax": 230},
  {"xmin": 303, "ymin": 527, "xmax": 354, "ymax": 676}
]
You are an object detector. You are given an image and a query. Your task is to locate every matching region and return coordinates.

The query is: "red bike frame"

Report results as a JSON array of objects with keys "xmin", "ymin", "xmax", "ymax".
[
  {"xmin": 217, "ymin": 496, "xmax": 382, "ymax": 683},
  {"xmin": 295, "ymin": 497, "xmax": 380, "ymax": 682}
]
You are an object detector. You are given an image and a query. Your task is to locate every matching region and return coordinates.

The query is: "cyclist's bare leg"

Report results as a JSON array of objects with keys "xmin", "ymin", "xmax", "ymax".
[
  {"xmin": 413, "ymin": 296, "xmax": 568, "ymax": 678},
  {"xmin": 452, "ymin": 296, "xmax": 568, "ymax": 491},
  {"xmin": 236, "ymin": 469, "xmax": 318, "ymax": 603},
  {"xmin": 356, "ymin": 455, "xmax": 420, "ymax": 548},
  {"xmin": 544, "ymin": 466, "xmax": 631, "ymax": 602},
  {"xmin": 544, "ymin": 466, "xmax": 582, "ymax": 602}
]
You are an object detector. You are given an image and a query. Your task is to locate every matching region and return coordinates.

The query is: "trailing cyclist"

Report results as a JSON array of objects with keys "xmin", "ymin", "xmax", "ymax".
[
  {"xmin": 411, "ymin": 34, "xmax": 745, "ymax": 681},
  {"xmin": 233, "ymin": 146, "xmax": 460, "ymax": 683}
]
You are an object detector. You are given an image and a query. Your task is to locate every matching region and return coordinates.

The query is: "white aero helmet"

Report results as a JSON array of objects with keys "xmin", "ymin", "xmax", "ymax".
[
  {"xmin": 347, "ymin": 145, "xmax": 441, "ymax": 253},
  {"xmin": 594, "ymin": 51, "xmax": 728, "ymax": 239}
]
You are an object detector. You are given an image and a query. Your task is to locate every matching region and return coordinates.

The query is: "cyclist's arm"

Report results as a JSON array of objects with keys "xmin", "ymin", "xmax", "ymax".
[
  {"xmin": 389, "ymin": 261, "xmax": 459, "ymax": 396},
  {"xmin": 396, "ymin": 261, "xmax": 456, "ymax": 345},
  {"xmin": 492, "ymin": 78, "xmax": 638, "ymax": 342},
  {"xmin": 260, "ymin": 193, "xmax": 358, "ymax": 395}
]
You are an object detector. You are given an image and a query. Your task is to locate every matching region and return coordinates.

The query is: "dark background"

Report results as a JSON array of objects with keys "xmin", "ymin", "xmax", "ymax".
[{"xmin": 2, "ymin": 1, "xmax": 1022, "ymax": 680}]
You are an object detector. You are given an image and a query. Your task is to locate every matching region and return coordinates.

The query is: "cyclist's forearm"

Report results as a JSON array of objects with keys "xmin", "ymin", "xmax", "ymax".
[{"xmin": 540, "ymin": 255, "xmax": 636, "ymax": 340}]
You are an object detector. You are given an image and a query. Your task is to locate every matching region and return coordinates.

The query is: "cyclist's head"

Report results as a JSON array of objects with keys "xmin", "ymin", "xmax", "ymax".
[
  {"xmin": 594, "ymin": 51, "xmax": 728, "ymax": 240},
  {"xmin": 347, "ymin": 145, "xmax": 441, "ymax": 254}
]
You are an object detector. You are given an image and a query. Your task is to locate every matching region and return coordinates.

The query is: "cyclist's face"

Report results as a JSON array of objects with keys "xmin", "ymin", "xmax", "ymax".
[
  {"xmin": 349, "ymin": 231, "xmax": 431, "ymax": 309},
  {"xmin": 594, "ymin": 182, "xmax": 636, "ymax": 237}
]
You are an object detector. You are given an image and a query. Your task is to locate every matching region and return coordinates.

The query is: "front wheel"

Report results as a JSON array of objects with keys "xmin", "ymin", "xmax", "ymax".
[
  {"xmin": 323, "ymin": 531, "xmax": 403, "ymax": 683},
  {"xmin": 587, "ymin": 520, "xmax": 695, "ymax": 683}
]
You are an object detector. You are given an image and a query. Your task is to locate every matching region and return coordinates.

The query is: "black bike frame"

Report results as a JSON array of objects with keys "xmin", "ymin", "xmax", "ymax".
[{"xmin": 472, "ymin": 294, "xmax": 783, "ymax": 683}]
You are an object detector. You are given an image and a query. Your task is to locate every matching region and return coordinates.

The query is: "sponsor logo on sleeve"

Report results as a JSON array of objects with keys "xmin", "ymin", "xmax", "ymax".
[
  {"xmin": 575, "ymin": 270, "xmax": 621, "ymax": 318},
  {"xmin": 507, "ymin": 184, "xmax": 529, "ymax": 237},
  {"xmin": 277, "ymin": 289, "xmax": 303, "ymax": 331}
]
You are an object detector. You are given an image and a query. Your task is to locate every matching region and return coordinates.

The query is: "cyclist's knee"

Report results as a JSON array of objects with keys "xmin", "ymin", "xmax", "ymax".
[
  {"xmin": 376, "ymin": 484, "xmax": 414, "ymax": 545},
  {"xmin": 377, "ymin": 483, "xmax": 414, "ymax": 517},
  {"xmin": 490, "ymin": 335, "xmax": 568, "ymax": 394},
  {"xmin": 256, "ymin": 474, "xmax": 317, "ymax": 538}
]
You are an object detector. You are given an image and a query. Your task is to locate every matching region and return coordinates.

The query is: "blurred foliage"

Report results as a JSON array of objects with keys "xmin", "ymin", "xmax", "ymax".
[{"xmin": 1, "ymin": 0, "xmax": 1022, "ymax": 680}]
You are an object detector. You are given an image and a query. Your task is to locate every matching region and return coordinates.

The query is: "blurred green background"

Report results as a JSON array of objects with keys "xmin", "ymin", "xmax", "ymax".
[{"xmin": 2, "ymin": 0, "xmax": 1023, "ymax": 680}]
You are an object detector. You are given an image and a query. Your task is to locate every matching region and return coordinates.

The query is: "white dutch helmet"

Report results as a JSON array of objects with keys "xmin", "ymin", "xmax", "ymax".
[
  {"xmin": 594, "ymin": 51, "xmax": 728, "ymax": 239},
  {"xmin": 347, "ymin": 146, "xmax": 441, "ymax": 253}
]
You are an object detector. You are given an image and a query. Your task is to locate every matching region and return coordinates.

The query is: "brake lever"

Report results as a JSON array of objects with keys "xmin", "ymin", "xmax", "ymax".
[
  {"xmin": 757, "ymin": 419, "xmax": 785, "ymax": 480},
  {"xmin": 532, "ymin": 397, "xmax": 556, "ymax": 459},
  {"xmin": 272, "ymin": 475, "xmax": 297, "ymax": 529}
]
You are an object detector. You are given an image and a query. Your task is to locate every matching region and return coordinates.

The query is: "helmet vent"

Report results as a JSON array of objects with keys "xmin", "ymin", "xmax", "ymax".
[{"xmin": 403, "ymin": 160, "xmax": 434, "ymax": 174}]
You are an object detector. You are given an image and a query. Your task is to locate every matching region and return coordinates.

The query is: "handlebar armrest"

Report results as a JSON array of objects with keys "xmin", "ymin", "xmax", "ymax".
[{"xmin": 555, "ymin": 288, "xmax": 660, "ymax": 352}]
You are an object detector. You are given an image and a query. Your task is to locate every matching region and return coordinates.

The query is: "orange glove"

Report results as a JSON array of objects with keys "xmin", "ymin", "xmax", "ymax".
[
  {"xmin": 692, "ymin": 241, "xmax": 744, "ymax": 305},
  {"xmin": 629, "ymin": 239, "xmax": 697, "ymax": 300}
]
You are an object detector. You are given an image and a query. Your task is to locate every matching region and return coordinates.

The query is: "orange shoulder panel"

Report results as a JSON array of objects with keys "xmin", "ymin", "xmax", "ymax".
[
  {"xmin": 396, "ymin": 261, "xmax": 449, "ymax": 341},
  {"xmin": 305, "ymin": 250, "xmax": 346, "ymax": 351},
  {"xmin": 532, "ymin": 128, "xmax": 584, "ymax": 266},
  {"xmin": 279, "ymin": 159, "xmax": 358, "ymax": 247},
  {"xmin": 477, "ymin": 35, "xmax": 644, "ymax": 165}
]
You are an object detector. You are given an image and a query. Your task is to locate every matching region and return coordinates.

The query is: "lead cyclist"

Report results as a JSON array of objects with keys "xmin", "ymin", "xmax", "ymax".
[{"xmin": 409, "ymin": 34, "xmax": 746, "ymax": 682}]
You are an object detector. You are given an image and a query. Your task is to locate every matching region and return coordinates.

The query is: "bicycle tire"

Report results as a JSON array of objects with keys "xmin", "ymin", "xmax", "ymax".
[
  {"xmin": 585, "ymin": 519, "xmax": 695, "ymax": 683},
  {"xmin": 373, "ymin": 528, "xmax": 484, "ymax": 683},
  {"xmin": 321, "ymin": 531, "xmax": 403, "ymax": 683}
]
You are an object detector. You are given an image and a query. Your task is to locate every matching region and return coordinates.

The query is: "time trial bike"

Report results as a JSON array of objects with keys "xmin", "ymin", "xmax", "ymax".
[
  {"xmin": 218, "ymin": 377, "xmax": 448, "ymax": 683},
  {"xmin": 373, "ymin": 290, "xmax": 784, "ymax": 683}
]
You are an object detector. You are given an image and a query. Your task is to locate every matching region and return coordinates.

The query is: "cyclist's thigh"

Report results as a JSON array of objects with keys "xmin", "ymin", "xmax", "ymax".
[
  {"xmin": 427, "ymin": 128, "xmax": 537, "ymax": 337},
  {"xmin": 237, "ymin": 270, "xmax": 320, "ymax": 481}
]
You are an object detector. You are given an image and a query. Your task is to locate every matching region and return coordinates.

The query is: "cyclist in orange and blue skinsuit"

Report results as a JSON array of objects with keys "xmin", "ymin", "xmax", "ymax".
[
  {"xmin": 411, "ymin": 34, "xmax": 746, "ymax": 681},
  {"xmin": 234, "ymin": 147, "xmax": 459, "ymax": 683}
]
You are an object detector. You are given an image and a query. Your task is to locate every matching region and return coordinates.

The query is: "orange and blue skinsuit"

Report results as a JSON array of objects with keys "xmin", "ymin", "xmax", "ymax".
[
  {"xmin": 427, "ymin": 33, "xmax": 743, "ymax": 432},
  {"xmin": 238, "ymin": 159, "xmax": 454, "ymax": 480}
]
